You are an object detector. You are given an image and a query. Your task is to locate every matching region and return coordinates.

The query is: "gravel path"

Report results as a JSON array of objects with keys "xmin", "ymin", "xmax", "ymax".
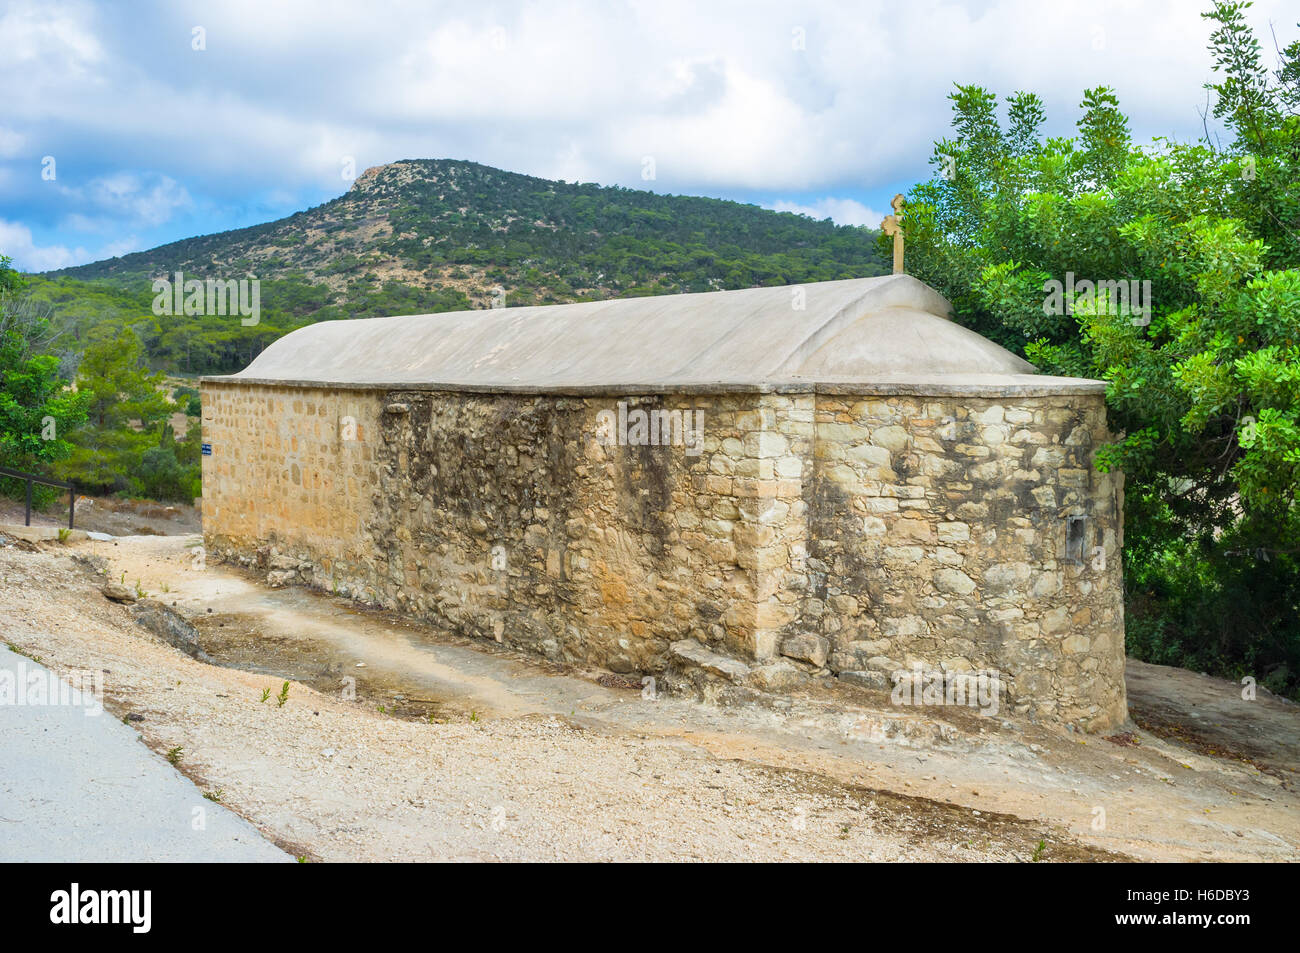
[
  {"xmin": 2, "ymin": 534, "xmax": 1294, "ymax": 862},
  {"xmin": 0, "ymin": 541, "xmax": 1050, "ymax": 861}
]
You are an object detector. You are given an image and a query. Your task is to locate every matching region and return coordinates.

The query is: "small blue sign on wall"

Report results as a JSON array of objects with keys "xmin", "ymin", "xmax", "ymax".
[{"xmin": 201, "ymin": 443, "xmax": 213, "ymax": 456}]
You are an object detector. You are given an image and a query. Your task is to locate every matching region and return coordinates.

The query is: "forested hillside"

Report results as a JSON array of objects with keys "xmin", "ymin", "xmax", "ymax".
[{"xmin": 38, "ymin": 159, "xmax": 886, "ymax": 375}]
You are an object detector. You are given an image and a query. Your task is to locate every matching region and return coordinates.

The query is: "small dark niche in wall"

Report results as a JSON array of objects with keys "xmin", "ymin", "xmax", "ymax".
[{"xmin": 1065, "ymin": 515, "xmax": 1087, "ymax": 564}]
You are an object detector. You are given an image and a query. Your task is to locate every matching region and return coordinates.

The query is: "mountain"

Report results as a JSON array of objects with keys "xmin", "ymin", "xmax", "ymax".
[{"xmin": 36, "ymin": 159, "xmax": 888, "ymax": 374}]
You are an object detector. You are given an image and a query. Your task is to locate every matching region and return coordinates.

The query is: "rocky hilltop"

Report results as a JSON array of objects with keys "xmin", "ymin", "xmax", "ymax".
[{"xmin": 48, "ymin": 158, "xmax": 888, "ymax": 309}]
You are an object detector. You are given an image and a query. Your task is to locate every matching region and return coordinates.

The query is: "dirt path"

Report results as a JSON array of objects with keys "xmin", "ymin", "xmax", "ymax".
[{"xmin": 2, "ymin": 532, "xmax": 1297, "ymax": 862}]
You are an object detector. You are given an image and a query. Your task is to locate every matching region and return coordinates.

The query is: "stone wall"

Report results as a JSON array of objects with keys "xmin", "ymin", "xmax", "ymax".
[
  {"xmin": 798, "ymin": 393, "xmax": 1126, "ymax": 731},
  {"xmin": 203, "ymin": 386, "xmax": 809, "ymax": 670},
  {"xmin": 202, "ymin": 381, "xmax": 1125, "ymax": 730},
  {"xmin": 200, "ymin": 383, "xmax": 382, "ymax": 584}
]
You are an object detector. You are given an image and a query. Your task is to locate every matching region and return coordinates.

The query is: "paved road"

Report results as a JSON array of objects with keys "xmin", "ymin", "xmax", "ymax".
[{"xmin": 0, "ymin": 646, "xmax": 289, "ymax": 862}]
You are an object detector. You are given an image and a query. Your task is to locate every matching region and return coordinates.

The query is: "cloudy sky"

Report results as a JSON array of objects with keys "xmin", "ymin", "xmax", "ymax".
[{"xmin": 1, "ymin": 0, "xmax": 1295, "ymax": 272}]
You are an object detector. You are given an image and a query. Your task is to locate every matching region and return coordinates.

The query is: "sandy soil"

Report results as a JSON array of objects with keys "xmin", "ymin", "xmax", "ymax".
[{"xmin": 1, "ymin": 532, "xmax": 1296, "ymax": 862}]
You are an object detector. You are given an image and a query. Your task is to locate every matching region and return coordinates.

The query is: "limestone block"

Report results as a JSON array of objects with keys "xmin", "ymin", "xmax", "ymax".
[
  {"xmin": 750, "ymin": 659, "xmax": 806, "ymax": 691},
  {"xmin": 936, "ymin": 521, "xmax": 970, "ymax": 544},
  {"xmin": 870, "ymin": 425, "xmax": 910, "ymax": 452},
  {"xmin": 933, "ymin": 568, "xmax": 977, "ymax": 596},
  {"xmin": 840, "ymin": 670, "xmax": 891, "ymax": 691},
  {"xmin": 671, "ymin": 640, "xmax": 744, "ymax": 681},
  {"xmin": 781, "ymin": 632, "xmax": 829, "ymax": 667}
]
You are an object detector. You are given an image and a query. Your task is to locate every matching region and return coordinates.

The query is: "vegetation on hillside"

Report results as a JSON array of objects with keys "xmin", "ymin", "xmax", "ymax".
[
  {"xmin": 0, "ymin": 255, "xmax": 89, "ymax": 503},
  {"xmin": 62, "ymin": 329, "xmax": 203, "ymax": 500},
  {"xmin": 897, "ymin": 0, "xmax": 1300, "ymax": 696},
  {"xmin": 0, "ymin": 257, "xmax": 200, "ymax": 502},
  {"xmin": 35, "ymin": 163, "xmax": 887, "ymax": 376}
]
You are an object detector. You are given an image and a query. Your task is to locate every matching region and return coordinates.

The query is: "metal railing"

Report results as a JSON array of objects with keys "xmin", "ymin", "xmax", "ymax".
[{"xmin": 0, "ymin": 465, "xmax": 75, "ymax": 529}]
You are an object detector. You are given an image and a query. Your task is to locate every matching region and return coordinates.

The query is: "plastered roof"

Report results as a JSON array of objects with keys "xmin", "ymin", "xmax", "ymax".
[{"xmin": 210, "ymin": 275, "xmax": 1104, "ymax": 395}]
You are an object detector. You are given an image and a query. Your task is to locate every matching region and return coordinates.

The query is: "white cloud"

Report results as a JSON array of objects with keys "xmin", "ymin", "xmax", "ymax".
[
  {"xmin": 0, "ymin": 126, "xmax": 25, "ymax": 159},
  {"xmin": 0, "ymin": 216, "xmax": 140, "ymax": 271},
  {"xmin": 86, "ymin": 172, "xmax": 192, "ymax": 226},
  {"xmin": 0, "ymin": 0, "xmax": 103, "ymax": 73},
  {"xmin": 768, "ymin": 197, "xmax": 886, "ymax": 228},
  {"xmin": 46, "ymin": 172, "xmax": 192, "ymax": 233},
  {"xmin": 0, "ymin": 218, "xmax": 87, "ymax": 271},
  {"xmin": 0, "ymin": 0, "xmax": 1296, "ymax": 264},
  {"xmin": 10, "ymin": 0, "xmax": 1292, "ymax": 191}
]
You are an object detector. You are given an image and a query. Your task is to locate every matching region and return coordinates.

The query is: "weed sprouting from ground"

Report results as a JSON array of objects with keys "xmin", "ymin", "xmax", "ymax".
[{"xmin": 6, "ymin": 642, "xmax": 42, "ymax": 664}]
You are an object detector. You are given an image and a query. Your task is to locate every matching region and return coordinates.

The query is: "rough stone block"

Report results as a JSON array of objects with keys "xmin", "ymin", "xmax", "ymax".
[
  {"xmin": 840, "ymin": 670, "xmax": 891, "ymax": 691},
  {"xmin": 781, "ymin": 632, "xmax": 829, "ymax": 667},
  {"xmin": 669, "ymin": 639, "xmax": 752, "ymax": 682}
]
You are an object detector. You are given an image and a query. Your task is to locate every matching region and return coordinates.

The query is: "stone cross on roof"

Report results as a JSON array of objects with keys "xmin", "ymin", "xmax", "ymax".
[{"xmin": 880, "ymin": 193, "xmax": 905, "ymax": 275}]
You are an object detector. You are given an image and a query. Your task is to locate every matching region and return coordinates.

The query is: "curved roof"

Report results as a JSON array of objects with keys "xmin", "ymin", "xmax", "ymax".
[{"xmin": 213, "ymin": 275, "xmax": 1104, "ymax": 395}]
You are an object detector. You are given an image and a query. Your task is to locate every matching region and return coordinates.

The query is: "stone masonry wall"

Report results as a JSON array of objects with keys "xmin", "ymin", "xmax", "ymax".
[
  {"xmin": 200, "ymin": 383, "xmax": 383, "ymax": 590},
  {"xmin": 203, "ymin": 386, "xmax": 810, "ymax": 673},
  {"xmin": 202, "ymin": 382, "xmax": 1126, "ymax": 730},
  {"xmin": 795, "ymin": 393, "xmax": 1126, "ymax": 731}
]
